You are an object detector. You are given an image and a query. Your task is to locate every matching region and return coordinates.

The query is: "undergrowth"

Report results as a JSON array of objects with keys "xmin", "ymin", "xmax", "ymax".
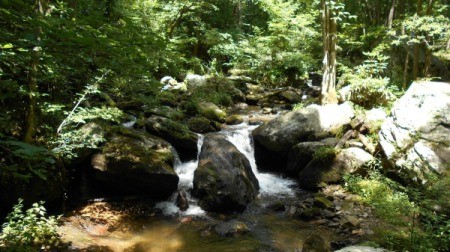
[{"xmin": 343, "ymin": 160, "xmax": 450, "ymax": 251}]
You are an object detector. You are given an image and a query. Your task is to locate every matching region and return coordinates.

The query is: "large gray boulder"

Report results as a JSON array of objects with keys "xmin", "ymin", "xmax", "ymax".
[
  {"xmin": 192, "ymin": 134, "xmax": 259, "ymax": 212},
  {"xmin": 299, "ymin": 147, "xmax": 374, "ymax": 190},
  {"xmin": 90, "ymin": 129, "xmax": 178, "ymax": 199},
  {"xmin": 253, "ymin": 103, "xmax": 354, "ymax": 171},
  {"xmin": 145, "ymin": 116, "xmax": 198, "ymax": 160},
  {"xmin": 379, "ymin": 81, "xmax": 450, "ymax": 184}
]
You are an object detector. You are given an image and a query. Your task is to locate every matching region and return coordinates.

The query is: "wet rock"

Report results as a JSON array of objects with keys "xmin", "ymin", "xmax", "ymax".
[
  {"xmin": 193, "ymin": 134, "xmax": 259, "ymax": 212},
  {"xmin": 176, "ymin": 190, "xmax": 189, "ymax": 211},
  {"xmin": 303, "ymin": 233, "xmax": 331, "ymax": 252},
  {"xmin": 213, "ymin": 220, "xmax": 250, "ymax": 237},
  {"xmin": 145, "ymin": 116, "xmax": 198, "ymax": 160},
  {"xmin": 379, "ymin": 81, "xmax": 450, "ymax": 184},
  {"xmin": 90, "ymin": 129, "xmax": 178, "ymax": 199},
  {"xmin": 340, "ymin": 215, "xmax": 361, "ymax": 229},
  {"xmin": 253, "ymin": 103, "xmax": 354, "ymax": 171}
]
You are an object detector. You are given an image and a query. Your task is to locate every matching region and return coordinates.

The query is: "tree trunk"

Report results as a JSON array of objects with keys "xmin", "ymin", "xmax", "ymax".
[
  {"xmin": 387, "ymin": 0, "xmax": 396, "ymax": 29},
  {"xmin": 320, "ymin": 0, "xmax": 338, "ymax": 105},
  {"xmin": 24, "ymin": 0, "xmax": 47, "ymax": 143},
  {"xmin": 412, "ymin": 0, "xmax": 423, "ymax": 80},
  {"xmin": 424, "ymin": 0, "xmax": 435, "ymax": 77}
]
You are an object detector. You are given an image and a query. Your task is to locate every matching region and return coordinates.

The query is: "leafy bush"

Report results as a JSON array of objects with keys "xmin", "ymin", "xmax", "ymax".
[
  {"xmin": 0, "ymin": 199, "xmax": 61, "ymax": 250},
  {"xmin": 338, "ymin": 52, "xmax": 399, "ymax": 108},
  {"xmin": 0, "ymin": 141, "xmax": 56, "ymax": 184},
  {"xmin": 343, "ymin": 161, "xmax": 450, "ymax": 251}
]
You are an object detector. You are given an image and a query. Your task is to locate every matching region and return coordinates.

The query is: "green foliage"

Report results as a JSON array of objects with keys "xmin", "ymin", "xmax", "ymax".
[
  {"xmin": 343, "ymin": 159, "xmax": 450, "ymax": 251},
  {"xmin": 338, "ymin": 51, "xmax": 399, "ymax": 108},
  {"xmin": 0, "ymin": 199, "xmax": 61, "ymax": 250},
  {"xmin": 0, "ymin": 140, "xmax": 56, "ymax": 184}
]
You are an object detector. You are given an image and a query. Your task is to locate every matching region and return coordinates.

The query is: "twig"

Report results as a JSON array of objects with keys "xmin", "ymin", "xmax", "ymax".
[{"xmin": 56, "ymin": 71, "xmax": 110, "ymax": 134}]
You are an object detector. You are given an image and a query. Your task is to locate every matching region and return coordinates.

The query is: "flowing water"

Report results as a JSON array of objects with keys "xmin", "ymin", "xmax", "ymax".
[{"xmin": 60, "ymin": 116, "xmax": 344, "ymax": 251}]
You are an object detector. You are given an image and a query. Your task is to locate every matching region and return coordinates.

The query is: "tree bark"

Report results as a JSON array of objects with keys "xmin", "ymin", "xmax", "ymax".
[
  {"xmin": 387, "ymin": 0, "xmax": 396, "ymax": 29},
  {"xmin": 24, "ymin": 0, "xmax": 47, "ymax": 143},
  {"xmin": 320, "ymin": 0, "xmax": 338, "ymax": 105},
  {"xmin": 412, "ymin": 0, "xmax": 423, "ymax": 80},
  {"xmin": 424, "ymin": 0, "xmax": 435, "ymax": 77}
]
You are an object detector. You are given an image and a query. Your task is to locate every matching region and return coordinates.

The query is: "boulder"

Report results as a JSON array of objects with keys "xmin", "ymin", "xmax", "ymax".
[
  {"xmin": 145, "ymin": 116, "xmax": 198, "ymax": 160},
  {"xmin": 198, "ymin": 102, "xmax": 227, "ymax": 123},
  {"xmin": 90, "ymin": 129, "xmax": 178, "ymax": 199},
  {"xmin": 253, "ymin": 103, "xmax": 354, "ymax": 171},
  {"xmin": 379, "ymin": 81, "xmax": 450, "ymax": 184},
  {"xmin": 299, "ymin": 148, "xmax": 374, "ymax": 190},
  {"xmin": 187, "ymin": 116, "xmax": 217, "ymax": 133},
  {"xmin": 193, "ymin": 134, "xmax": 259, "ymax": 212},
  {"xmin": 286, "ymin": 142, "xmax": 330, "ymax": 176}
]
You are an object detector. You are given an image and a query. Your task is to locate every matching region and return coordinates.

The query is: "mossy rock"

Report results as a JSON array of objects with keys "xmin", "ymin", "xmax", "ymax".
[
  {"xmin": 91, "ymin": 129, "xmax": 178, "ymax": 199},
  {"xmin": 187, "ymin": 117, "xmax": 217, "ymax": 133},
  {"xmin": 144, "ymin": 106, "xmax": 185, "ymax": 121},
  {"xmin": 145, "ymin": 116, "xmax": 198, "ymax": 160},
  {"xmin": 225, "ymin": 115, "xmax": 244, "ymax": 125},
  {"xmin": 198, "ymin": 102, "xmax": 227, "ymax": 123}
]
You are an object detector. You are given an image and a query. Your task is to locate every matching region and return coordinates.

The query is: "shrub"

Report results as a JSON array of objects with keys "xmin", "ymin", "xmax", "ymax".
[{"xmin": 0, "ymin": 199, "xmax": 61, "ymax": 250}]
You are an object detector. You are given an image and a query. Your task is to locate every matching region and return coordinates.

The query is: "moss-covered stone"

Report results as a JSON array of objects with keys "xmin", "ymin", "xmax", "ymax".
[
  {"xmin": 90, "ymin": 129, "xmax": 178, "ymax": 199},
  {"xmin": 225, "ymin": 114, "xmax": 244, "ymax": 125},
  {"xmin": 145, "ymin": 116, "xmax": 198, "ymax": 160},
  {"xmin": 187, "ymin": 117, "xmax": 217, "ymax": 133}
]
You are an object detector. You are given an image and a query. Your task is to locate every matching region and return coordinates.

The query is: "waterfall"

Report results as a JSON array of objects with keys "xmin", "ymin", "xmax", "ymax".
[
  {"xmin": 156, "ymin": 123, "xmax": 296, "ymax": 216},
  {"xmin": 155, "ymin": 135, "xmax": 206, "ymax": 216},
  {"xmin": 222, "ymin": 123, "xmax": 296, "ymax": 196}
]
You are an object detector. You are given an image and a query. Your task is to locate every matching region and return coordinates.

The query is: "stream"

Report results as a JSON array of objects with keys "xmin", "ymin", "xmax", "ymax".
[{"xmin": 59, "ymin": 113, "xmax": 348, "ymax": 251}]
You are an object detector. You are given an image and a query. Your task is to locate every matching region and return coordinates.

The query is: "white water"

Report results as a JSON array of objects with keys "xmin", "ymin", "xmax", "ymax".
[
  {"xmin": 156, "ymin": 123, "xmax": 296, "ymax": 216},
  {"xmin": 155, "ymin": 135, "xmax": 206, "ymax": 216},
  {"xmin": 223, "ymin": 123, "xmax": 296, "ymax": 196}
]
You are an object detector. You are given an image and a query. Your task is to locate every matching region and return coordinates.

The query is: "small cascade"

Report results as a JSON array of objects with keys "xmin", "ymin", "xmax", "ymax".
[
  {"xmin": 155, "ymin": 135, "xmax": 206, "ymax": 216},
  {"xmin": 223, "ymin": 123, "xmax": 296, "ymax": 196},
  {"xmin": 156, "ymin": 121, "xmax": 297, "ymax": 216}
]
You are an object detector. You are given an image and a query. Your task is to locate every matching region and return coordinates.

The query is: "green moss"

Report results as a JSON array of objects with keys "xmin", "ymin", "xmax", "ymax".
[{"xmin": 312, "ymin": 146, "xmax": 337, "ymax": 163}]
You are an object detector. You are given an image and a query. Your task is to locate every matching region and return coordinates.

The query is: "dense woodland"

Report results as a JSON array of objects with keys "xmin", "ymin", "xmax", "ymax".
[{"xmin": 0, "ymin": 0, "xmax": 449, "ymax": 251}]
